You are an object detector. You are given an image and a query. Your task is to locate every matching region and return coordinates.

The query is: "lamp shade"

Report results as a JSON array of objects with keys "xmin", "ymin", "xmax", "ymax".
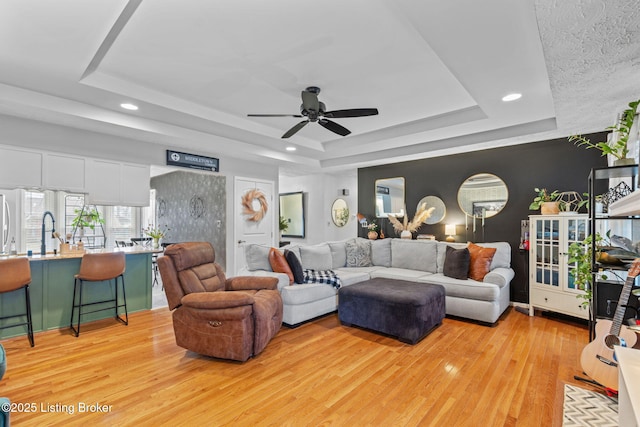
[{"xmin": 445, "ymin": 224, "xmax": 456, "ymax": 236}]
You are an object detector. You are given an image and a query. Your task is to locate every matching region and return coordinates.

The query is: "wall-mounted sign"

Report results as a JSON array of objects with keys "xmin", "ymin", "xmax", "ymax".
[{"xmin": 166, "ymin": 150, "xmax": 219, "ymax": 172}]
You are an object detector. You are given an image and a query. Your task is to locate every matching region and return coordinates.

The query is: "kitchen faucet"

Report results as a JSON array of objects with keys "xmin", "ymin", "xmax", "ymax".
[{"xmin": 41, "ymin": 211, "xmax": 56, "ymax": 255}]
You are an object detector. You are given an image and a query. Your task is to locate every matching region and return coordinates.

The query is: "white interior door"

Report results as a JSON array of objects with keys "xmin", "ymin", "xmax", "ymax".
[{"xmin": 234, "ymin": 177, "xmax": 275, "ymax": 274}]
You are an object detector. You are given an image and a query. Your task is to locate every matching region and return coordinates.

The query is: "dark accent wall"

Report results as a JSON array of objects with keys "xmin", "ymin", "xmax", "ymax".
[
  {"xmin": 358, "ymin": 132, "xmax": 609, "ymax": 303},
  {"xmin": 151, "ymin": 170, "xmax": 227, "ymax": 268}
]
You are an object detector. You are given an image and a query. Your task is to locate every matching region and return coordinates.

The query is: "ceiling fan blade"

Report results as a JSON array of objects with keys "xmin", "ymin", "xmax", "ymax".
[
  {"xmin": 319, "ymin": 119, "xmax": 351, "ymax": 137},
  {"xmin": 301, "ymin": 90, "xmax": 319, "ymax": 112},
  {"xmin": 323, "ymin": 108, "xmax": 379, "ymax": 118},
  {"xmin": 282, "ymin": 120, "xmax": 309, "ymax": 138},
  {"xmin": 247, "ymin": 114, "xmax": 303, "ymax": 117}
]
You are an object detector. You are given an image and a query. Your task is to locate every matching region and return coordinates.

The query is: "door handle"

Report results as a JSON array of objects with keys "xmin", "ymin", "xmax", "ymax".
[{"xmin": 238, "ymin": 240, "xmax": 246, "ymax": 244}]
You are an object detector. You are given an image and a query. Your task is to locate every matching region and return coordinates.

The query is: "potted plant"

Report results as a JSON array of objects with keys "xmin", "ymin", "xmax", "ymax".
[
  {"xmin": 71, "ymin": 207, "xmax": 104, "ymax": 237},
  {"xmin": 567, "ymin": 232, "xmax": 608, "ymax": 311},
  {"xmin": 279, "ymin": 215, "xmax": 288, "ymax": 239},
  {"xmin": 387, "ymin": 203, "xmax": 435, "ymax": 238},
  {"xmin": 569, "ymin": 99, "xmax": 640, "ymax": 166},
  {"xmin": 367, "ymin": 222, "xmax": 380, "ymax": 240},
  {"xmin": 143, "ymin": 225, "xmax": 170, "ymax": 248},
  {"xmin": 529, "ymin": 188, "xmax": 560, "ymax": 214}
]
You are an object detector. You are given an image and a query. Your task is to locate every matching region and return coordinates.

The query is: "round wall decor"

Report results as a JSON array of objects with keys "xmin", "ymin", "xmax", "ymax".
[
  {"xmin": 417, "ymin": 196, "xmax": 446, "ymax": 224},
  {"xmin": 189, "ymin": 195, "xmax": 205, "ymax": 218},
  {"xmin": 242, "ymin": 189, "xmax": 268, "ymax": 222}
]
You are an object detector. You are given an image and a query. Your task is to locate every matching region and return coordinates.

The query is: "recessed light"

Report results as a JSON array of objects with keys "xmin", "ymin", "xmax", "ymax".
[
  {"xmin": 286, "ymin": 146, "xmax": 296, "ymax": 151},
  {"xmin": 120, "ymin": 103, "xmax": 139, "ymax": 110},
  {"xmin": 502, "ymin": 93, "xmax": 522, "ymax": 102}
]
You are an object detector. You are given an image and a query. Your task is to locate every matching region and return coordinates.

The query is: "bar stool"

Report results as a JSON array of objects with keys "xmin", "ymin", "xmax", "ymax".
[
  {"xmin": 70, "ymin": 252, "xmax": 128, "ymax": 337},
  {"xmin": 0, "ymin": 258, "xmax": 34, "ymax": 347}
]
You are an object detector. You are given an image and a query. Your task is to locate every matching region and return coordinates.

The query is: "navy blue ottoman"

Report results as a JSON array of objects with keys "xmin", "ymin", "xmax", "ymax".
[{"xmin": 338, "ymin": 278, "xmax": 445, "ymax": 344}]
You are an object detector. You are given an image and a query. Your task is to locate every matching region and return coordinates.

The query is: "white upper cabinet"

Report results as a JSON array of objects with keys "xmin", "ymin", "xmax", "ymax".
[
  {"xmin": 121, "ymin": 163, "xmax": 150, "ymax": 207},
  {"xmin": 0, "ymin": 146, "xmax": 43, "ymax": 188},
  {"xmin": 43, "ymin": 153, "xmax": 85, "ymax": 192},
  {"xmin": 86, "ymin": 159, "xmax": 150, "ymax": 206}
]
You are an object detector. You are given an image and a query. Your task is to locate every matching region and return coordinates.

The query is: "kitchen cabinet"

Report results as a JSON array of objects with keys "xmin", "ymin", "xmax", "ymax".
[
  {"xmin": 86, "ymin": 159, "xmax": 149, "ymax": 206},
  {"xmin": 43, "ymin": 153, "xmax": 85, "ymax": 192},
  {"xmin": 529, "ymin": 214, "xmax": 590, "ymax": 319},
  {"xmin": 0, "ymin": 146, "xmax": 42, "ymax": 188}
]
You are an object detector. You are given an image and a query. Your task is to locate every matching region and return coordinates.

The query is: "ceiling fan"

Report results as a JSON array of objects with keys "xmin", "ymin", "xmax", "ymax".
[{"xmin": 247, "ymin": 86, "xmax": 379, "ymax": 138}]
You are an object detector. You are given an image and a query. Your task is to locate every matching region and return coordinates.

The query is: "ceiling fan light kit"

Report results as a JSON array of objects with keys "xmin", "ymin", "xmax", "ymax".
[{"xmin": 248, "ymin": 86, "xmax": 378, "ymax": 138}]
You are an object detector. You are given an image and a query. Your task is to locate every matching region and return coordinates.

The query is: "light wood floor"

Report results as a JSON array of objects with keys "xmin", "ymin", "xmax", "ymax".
[{"xmin": 0, "ymin": 306, "xmax": 598, "ymax": 426}]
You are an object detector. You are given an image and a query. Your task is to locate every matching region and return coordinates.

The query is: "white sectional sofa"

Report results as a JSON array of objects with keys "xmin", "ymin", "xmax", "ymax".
[{"xmin": 238, "ymin": 238, "xmax": 514, "ymax": 327}]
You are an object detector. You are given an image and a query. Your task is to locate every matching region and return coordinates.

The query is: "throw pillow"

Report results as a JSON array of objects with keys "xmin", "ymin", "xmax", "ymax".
[
  {"xmin": 299, "ymin": 244, "xmax": 333, "ymax": 271},
  {"xmin": 467, "ymin": 242, "xmax": 497, "ymax": 281},
  {"xmin": 268, "ymin": 247, "xmax": 294, "ymax": 285},
  {"xmin": 244, "ymin": 244, "xmax": 272, "ymax": 271},
  {"xmin": 345, "ymin": 238, "xmax": 372, "ymax": 267},
  {"xmin": 443, "ymin": 246, "xmax": 470, "ymax": 280},
  {"xmin": 284, "ymin": 249, "xmax": 304, "ymax": 284}
]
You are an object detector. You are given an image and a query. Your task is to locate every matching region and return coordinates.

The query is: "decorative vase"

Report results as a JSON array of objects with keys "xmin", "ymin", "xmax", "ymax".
[
  {"xmin": 540, "ymin": 201, "xmax": 560, "ymax": 215},
  {"xmin": 152, "ymin": 238, "xmax": 160, "ymax": 249},
  {"xmin": 614, "ymin": 157, "xmax": 635, "ymax": 167},
  {"xmin": 400, "ymin": 230, "xmax": 412, "ymax": 239},
  {"xmin": 367, "ymin": 231, "xmax": 378, "ymax": 240}
]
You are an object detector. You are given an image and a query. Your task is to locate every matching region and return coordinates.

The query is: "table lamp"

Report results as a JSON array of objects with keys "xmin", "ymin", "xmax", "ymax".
[{"xmin": 445, "ymin": 224, "xmax": 457, "ymax": 242}]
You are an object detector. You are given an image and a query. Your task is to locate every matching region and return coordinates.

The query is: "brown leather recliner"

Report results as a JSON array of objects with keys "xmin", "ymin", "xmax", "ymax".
[{"xmin": 158, "ymin": 242, "xmax": 283, "ymax": 362}]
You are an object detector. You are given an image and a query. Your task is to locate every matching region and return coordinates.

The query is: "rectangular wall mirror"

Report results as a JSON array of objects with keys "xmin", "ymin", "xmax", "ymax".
[
  {"xmin": 280, "ymin": 191, "xmax": 305, "ymax": 238},
  {"xmin": 375, "ymin": 177, "xmax": 405, "ymax": 218}
]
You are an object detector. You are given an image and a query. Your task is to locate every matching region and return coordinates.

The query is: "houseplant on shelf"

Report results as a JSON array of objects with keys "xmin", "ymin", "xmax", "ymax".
[
  {"xmin": 568, "ymin": 98, "xmax": 640, "ymax": 166},
  {"xmin": 529, "ymin": 188, "xmax": 561, "ymax": 215},
  {"xmin": 71, "ymin": 207, "xmax": 104, "ymax": 238},
  {"xmin": 143, "ymin": 225, "xmax": 170, "ymax": 249}
]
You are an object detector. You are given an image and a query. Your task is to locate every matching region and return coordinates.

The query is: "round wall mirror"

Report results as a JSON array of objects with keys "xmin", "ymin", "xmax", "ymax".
[
  {"xmin": 331, "ymin": 198, "xmax": 349, "ymax": 227},
  {"xmin": 417, "ymin": 196, "xmax": 446, "ymax": 224},
  {"xmin": 457, "ymin": 173, "xmax": 508, "ymax": 219}
]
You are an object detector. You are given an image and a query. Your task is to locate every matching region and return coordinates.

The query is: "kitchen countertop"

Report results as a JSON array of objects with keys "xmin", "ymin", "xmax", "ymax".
[{"xmin": 0, "ymin": 246, "xmax": 163, "ymax": 262}]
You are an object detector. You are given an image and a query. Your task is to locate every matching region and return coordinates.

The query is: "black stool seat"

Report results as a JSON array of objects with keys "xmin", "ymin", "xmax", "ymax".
[{"xmin": 338, "ymin": 278, "xmax": 445, "ymax": 344}]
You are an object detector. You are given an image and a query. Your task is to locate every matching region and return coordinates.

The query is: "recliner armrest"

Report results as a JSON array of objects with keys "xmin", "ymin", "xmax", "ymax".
[
  {"xmin": 225, "ymin": 276, "xmax": 278, "ymax": 291},
  {"xmin": 181, "ymin": 291, "xmax": 254, "ymax": 310}
]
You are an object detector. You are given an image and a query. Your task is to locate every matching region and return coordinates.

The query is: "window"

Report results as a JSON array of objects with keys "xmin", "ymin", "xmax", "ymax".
[{"xmin": 19, "ymin": 190, "xmax": 144, "ymax": 252}]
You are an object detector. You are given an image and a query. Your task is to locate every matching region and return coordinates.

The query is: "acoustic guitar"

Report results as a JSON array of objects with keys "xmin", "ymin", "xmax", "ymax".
[{"xmin": 580, "ymin": 258, "xmax": 640, "ymax": 390}]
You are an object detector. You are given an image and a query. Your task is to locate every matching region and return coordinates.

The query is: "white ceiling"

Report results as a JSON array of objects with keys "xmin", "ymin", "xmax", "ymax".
[{"xmin": 0, "ymin": 0, "xmax": 638, "ymax": 175}]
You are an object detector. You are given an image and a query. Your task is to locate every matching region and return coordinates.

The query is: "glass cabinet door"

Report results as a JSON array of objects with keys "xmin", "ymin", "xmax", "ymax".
[
  {"xmin": 565, "ymin": 217, "xmax": 588, "ymax": 292},
  {"xmin": 534, "ymin": 218, "xmax": 560, "ymax": 287}
]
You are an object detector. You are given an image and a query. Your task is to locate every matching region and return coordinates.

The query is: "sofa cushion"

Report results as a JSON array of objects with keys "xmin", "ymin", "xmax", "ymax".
[
  {"xmin": 391, "ymin": 239, "xmax": 437, "ymax": 273},
  {"xmin": 436, "ymin": 241, "xmax": 467, "ymax": 273},
  {"xmin": 299, "ymin": 244, "xmax": 333, "ymax": 271},
  {"xmin": 279, "ymin": 282, "xmax": 337, "ymax": 305},
  {"xmin": 370, "ymin": 267, "xmax": 433, "ymax": 281},
  {"xmin": 245, "ymin": 244, "xmax": 272, "ymax": 271},
  {"xmin": 476, "ymin": 242, "xmax": 511, "ymax": 270},
  {"xmin": 268, "ymin": 247, "xmax": 294, "ymax": 285},
  {"xmin": 284, "ymin": 250, "xmax": 304, "ymax": 284},
  {"xmin": 417, "ymin": 273, "xmax": 500, "ymax": 301},
  {"xmin": 468, "ymin": 243, "xmax": 497, "ymax": 281},
  {"xmin": 443, "ymin": 246, "xmax": 470, "ymax": 280},
  {"xmin": 334, "ymin": 268, "xmax": 373, "ymax": 286},
  {"xmin": 345, "ymin": 238, "xmax": 372, "ymax": 267},
  {"xmin": 328, "ymin": 240, "xmax": 348, "ymax": 269},
  {"xmin": 371, "ymin": 238, "xmax": 392, "ymax": 267}
]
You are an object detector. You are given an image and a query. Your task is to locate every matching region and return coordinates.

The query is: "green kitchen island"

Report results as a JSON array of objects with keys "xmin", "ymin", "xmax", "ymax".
[{"xmin": 0, "ymin": 247, "xmax": 158, "ymax": 340}]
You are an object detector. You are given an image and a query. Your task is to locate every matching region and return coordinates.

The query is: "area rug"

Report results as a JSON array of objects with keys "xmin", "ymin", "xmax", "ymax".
[{"xmin": 562, "ymin": 384, "xmax": 618, "ymax": 426}]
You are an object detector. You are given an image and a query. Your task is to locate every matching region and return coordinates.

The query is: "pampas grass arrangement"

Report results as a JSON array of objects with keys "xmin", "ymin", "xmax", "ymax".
[{"xmin": 388, "ymin": 203, "xmax": 435, "ymax": 235}]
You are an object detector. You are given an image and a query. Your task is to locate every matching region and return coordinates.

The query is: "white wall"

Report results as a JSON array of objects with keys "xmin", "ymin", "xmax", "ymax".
[
  {"xmin": 0, "ymin": 114, "xmax": 280, "ymax": 273},
  {"xmin": 279, "ymin": 170, "xmax": 358, "ymax": 245}
]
